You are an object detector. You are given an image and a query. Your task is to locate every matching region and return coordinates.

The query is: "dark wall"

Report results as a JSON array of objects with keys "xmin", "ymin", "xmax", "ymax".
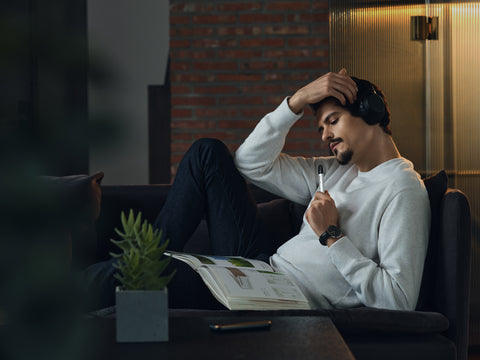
[{"xmin": 1, "ymin": 0, "xmax": 88, "ymax": 176}]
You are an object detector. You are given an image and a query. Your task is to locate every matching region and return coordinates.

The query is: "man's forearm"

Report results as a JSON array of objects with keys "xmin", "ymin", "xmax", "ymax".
[{"xmin": 234, "ymin": 98, "xmax": 314, "ymax": 205}]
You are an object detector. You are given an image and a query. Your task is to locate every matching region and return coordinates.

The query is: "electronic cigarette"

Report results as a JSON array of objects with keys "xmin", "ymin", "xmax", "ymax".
[{"xmin": 318, "ymin": 165, "xmax": 325, "ymax": 193}]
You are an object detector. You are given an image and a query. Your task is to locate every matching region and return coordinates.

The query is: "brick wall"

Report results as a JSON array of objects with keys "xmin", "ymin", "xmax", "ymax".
[{"xmin": 169, "ymin": 0, "xmax": 330, "ymax": 178}]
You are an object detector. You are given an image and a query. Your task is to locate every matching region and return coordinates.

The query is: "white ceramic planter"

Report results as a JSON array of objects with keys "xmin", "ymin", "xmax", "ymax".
[{"xmin": 115, "ymin": 286, "xmax": 168, "ymax": 342}]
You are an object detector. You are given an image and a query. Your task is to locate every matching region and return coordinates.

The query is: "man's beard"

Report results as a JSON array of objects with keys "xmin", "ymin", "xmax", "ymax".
[{"xmin": 335, "ymin": 149, "xmax": 353, "ymax": 165}]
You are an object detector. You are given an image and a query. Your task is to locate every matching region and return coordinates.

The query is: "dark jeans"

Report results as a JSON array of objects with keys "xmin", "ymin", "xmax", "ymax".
[{"xmin": 82, "ymin": 138, "xmax": 274, "ymax": 310}]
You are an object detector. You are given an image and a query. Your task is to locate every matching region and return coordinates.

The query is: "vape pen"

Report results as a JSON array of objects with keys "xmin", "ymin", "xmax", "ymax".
[{"xmin": 318, "ymin": 165, "xmax": 325, "ymax": 193}]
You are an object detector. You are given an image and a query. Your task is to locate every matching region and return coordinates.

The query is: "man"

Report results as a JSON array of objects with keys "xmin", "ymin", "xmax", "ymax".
[
  {"xmin": 85, "ymin": 69, "xmax": 430, "ymax": 311},
  {"xmin": 232, "ymin": 68, "xmax": 430, "ymax": 310}
]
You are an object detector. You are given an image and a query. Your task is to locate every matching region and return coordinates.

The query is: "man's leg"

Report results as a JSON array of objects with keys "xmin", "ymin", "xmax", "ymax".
[
  {"xmin": 81, "ymin": 138, "xmax": 273, "ymax": 310},
  {"xmin": 154, "ymin": 138, "xmax": 273, "ymax": 260}
]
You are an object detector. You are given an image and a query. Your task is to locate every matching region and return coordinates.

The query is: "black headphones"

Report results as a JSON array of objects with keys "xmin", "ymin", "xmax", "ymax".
[{"xmin": 348, "ymin": 77, "xmax": 388, "ymax": 126}]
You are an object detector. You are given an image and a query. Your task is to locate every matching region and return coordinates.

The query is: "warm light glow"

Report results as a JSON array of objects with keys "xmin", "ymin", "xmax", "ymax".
[
  {"xmin": 352, "ymin": 5, "xmax": 424, "ymax": 18},
  {"xmin": 450, "ymin": 2, "xmax": 480, "ymax": 172}
]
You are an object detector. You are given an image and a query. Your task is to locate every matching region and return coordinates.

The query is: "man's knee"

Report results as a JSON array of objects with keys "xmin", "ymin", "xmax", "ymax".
[
  {"xmin": 188, "ymin": 138, "xmax": 232, "ymax": 164},
  {"xmin": 191, "ymin": 138, "xmax": 229, "ymax": 154}
]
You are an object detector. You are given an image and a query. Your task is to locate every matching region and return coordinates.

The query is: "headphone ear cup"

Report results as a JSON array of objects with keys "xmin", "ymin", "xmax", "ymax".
[{"xmin": 360, "ymin": 93, "xmax": 386, "ymax": 125}]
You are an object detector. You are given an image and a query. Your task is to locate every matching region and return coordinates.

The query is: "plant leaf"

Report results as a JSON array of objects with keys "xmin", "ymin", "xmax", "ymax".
[{"xmin": 108, "ymin": 209, "xmax": 175, "ymax": 290}]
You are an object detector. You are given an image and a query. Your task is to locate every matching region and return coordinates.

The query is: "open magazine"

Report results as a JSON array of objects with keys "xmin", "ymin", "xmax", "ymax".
[{"xmin": 165, "ymin": 251, "xmax": 311, "ymax": 310}]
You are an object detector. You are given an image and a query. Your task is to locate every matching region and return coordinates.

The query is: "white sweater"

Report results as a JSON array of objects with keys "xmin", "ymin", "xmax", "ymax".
[{"xmin": 234, "ymin": 98, "xmax": 431, "ymax": 310}]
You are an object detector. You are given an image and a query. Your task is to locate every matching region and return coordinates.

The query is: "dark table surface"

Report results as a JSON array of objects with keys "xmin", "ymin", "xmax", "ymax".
[{"xmin": 85, "ymin": 314, "xmax": 355, "ymax": 360}]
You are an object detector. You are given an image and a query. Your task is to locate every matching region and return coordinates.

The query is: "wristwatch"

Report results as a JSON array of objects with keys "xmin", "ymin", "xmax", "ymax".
[{"xmin": 319, "ymin": 225, "xmax": 343, "ymax": 246}]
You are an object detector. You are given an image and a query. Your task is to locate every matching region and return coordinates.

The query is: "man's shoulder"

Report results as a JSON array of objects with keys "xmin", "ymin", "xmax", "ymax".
[
  {"xmin": 387, "ymin": 158, "xmax": 428, "ymax": 196},
  {"xmin": 363, "ymin": 157, "xmax": 426, "ymax": 193}
]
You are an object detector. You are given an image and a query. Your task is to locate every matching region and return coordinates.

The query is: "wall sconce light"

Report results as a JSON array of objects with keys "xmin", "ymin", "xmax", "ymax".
[{"xmin": 411, "ymin": 15, "xmax": 439, "ymax": 40}]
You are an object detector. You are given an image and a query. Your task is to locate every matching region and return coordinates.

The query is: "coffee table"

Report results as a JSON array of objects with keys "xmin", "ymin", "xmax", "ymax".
[{"xmin": 89, "ymin": 314, "xmax": 355, "ymax": 360}]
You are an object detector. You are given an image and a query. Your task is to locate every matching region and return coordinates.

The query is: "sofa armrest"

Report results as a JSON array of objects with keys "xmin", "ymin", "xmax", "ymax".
[{"xmin": 436, "ymin": 188, "xmax": 471, "ymax": 360}]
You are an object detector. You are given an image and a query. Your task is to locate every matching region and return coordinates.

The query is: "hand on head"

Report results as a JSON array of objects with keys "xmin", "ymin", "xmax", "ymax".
[{"xmin": 288, "ymin": 68, "xmax": 358, "ymax": 114}]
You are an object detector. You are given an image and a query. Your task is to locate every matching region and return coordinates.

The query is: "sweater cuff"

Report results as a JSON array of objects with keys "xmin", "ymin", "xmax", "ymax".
[
  {"xmin": 272, "ymin": 97, "xmax": 304, "ymax": 128},
  {"xmin": 327, "ymin": 236, "xmax": 366, "ymax": 272}
]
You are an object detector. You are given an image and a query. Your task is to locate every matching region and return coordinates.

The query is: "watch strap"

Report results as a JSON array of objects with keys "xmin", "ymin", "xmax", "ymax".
[
  {"xmin": 319, "ymin": 232, "xmax": 330, "ymax": 246},
  {"xmin": 319, "ymin": 225, "xmax": 343, "ymax": 246}
]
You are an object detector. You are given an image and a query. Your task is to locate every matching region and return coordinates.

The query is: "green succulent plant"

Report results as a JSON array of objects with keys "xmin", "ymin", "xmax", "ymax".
[{"xmin": 110, "ymin": 209, "xmax": 175, "ymax": 290}]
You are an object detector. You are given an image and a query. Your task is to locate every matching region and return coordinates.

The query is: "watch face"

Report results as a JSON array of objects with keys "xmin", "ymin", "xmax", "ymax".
[{"xmin": 327, "ymin": 225, "xmax": 342, "ymax": 238}]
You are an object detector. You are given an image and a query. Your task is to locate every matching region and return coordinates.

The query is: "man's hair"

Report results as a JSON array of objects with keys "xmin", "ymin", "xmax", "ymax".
[{"xmin": 310, "ymin": 77, "xmax": 392, "ymax": 135}]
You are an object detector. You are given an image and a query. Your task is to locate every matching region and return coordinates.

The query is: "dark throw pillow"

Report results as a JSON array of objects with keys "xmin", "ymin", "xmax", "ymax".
[
  {"xmin": 40, "ymin": 172, "xmax": 104, "ymax": 270},
  {"xmin": 416, "ymin": 170, "xmax": 448, "ymax": 310}
]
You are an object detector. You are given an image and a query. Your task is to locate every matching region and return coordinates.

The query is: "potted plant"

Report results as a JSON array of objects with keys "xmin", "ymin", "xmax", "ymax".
[{"xmin": 110, "ymin": 209, "xmax": 175, "ymax": 342}]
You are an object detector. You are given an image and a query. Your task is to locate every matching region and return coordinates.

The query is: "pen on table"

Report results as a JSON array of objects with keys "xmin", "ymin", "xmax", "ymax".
[
  {"xmin": 318, "ymin": 165, "xmax": 325, "ymax": 193},
  {"xmin": 209, "ymin": 320, "xmax": 272, "ymax": 332}
]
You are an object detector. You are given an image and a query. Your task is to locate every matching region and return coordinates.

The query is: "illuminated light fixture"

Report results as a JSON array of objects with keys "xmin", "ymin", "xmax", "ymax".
[{"xmin": 411, "ymin": 15, "xmax": 439, "ymax": 40}]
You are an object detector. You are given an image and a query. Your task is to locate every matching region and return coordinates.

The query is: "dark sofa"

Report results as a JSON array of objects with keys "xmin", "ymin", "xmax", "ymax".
[{"xmin": 86, "ymin": 170, "xmax": 471, "ymax": 360}]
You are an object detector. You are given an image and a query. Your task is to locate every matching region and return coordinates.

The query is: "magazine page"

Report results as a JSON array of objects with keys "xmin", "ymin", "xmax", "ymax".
[
  {"xmin": 198, "ymin": 266, "xmax": 311, "ymax": 310},
  {"xmin": 195, "ymin": 267, "xmax": 231, "ymax": 309},
  {"xmin": 165, "ymin": 251, "xmax": 273, "ymax": 272}
]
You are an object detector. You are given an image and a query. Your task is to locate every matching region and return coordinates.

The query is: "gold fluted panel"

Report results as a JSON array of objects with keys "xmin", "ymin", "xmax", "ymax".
[
  {"xmin": 330, "ymin": 2, "xmax": 428, "ymax": 172},
  {"xmin": 425, "ymin": 4, "xmax": 446, "ymax": 175},
  {"xmin": 450, "ymin": 3, "xmax": 480, "ymax": 174}
]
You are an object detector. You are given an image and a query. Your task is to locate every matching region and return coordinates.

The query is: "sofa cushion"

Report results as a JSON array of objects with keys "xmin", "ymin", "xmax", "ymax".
[
  {"xmin": 423, "ymin": 170, "xmax": 448, "ymax": 228},
  {"xmin": 416, "ymin": 170, "xmax": 448, "ymax": 310},
  {"xmin": 289, "ymin": 202, "xmax": 308, "ymax": 234},
  {"xmin": 258, "ymin": 198, "xmax": 296, "ymax": 251},
  {"xmin": 184, "ymin": 198, "xmax": 296, "ymax": 255}
]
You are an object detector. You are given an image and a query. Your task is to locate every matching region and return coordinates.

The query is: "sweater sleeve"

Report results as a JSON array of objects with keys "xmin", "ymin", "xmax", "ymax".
[
  {"xmin": 234, "ymin": 97, "xmax": 318, "ymax": 205},
  {"xmin": 327, "ymin": 188, "xmax": 431, "ymax": 310}
]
